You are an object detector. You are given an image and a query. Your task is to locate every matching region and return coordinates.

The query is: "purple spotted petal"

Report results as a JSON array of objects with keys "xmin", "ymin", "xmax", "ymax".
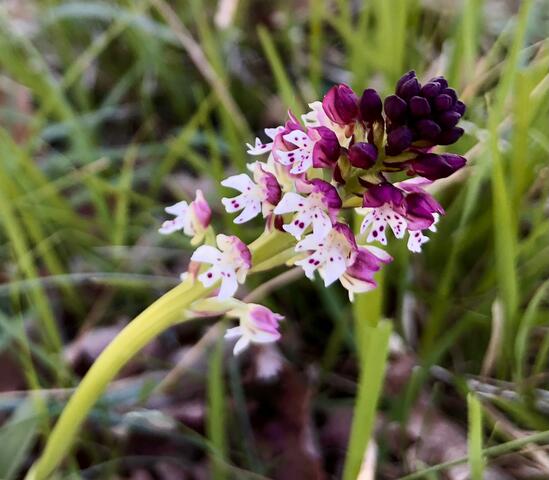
[{"xmin": 322, "ymin": 84, "xmax": 359, "ymax": 125}]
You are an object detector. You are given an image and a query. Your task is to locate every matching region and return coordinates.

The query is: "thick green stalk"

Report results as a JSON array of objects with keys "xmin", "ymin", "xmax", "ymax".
[
  {"xmin": 27, "ymin": 230, "xmax": 289, "ymax": 479},
  {"xmin": 25, "ymin": 280, "xmax": 207, "ymax": 480}
]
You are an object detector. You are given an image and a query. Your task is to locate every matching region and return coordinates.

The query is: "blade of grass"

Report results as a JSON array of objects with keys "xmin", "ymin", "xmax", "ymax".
[
  {"xmin": 342, "ymin": 320, "xmax": 392, "ymax": 480},
  {"xmin": 467, "ymin": 393, "xmax": 485, "ymax": 480}
]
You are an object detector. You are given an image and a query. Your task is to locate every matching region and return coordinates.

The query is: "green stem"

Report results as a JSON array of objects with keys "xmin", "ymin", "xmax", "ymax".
[
  {"xmin": 27, "ymin": 230, "xmax": 289, "ymax": 479},
  {"xmin": 25, "ymin": 280, "xmax": 207, "ymax": 480}
]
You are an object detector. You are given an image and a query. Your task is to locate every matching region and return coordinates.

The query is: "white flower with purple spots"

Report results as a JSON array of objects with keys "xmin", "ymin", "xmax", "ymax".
[
  {"xmin": 191, "ymin": 234, "xmax": 252, "ymax": 299},
  {"xmin": 273, "ymin": 125, "xmax": 340, "ymax": 175},
  {"xmin": 159, "ymin": 190, "xmax": 211, "ymax": 245},
  {"xmin": 397, "ymin": 177, "xmax": 445, "ymax": 253},
  {"xmin": 294, "ymin": 223, "xmax": 392, "ymax": 300},
  {"xmin": 225, "ymin": 303, "xmax": 284, "ymax": 355},
  {"xmin": 358, "ymin": 183, "xmax": 407, "ymax": 245},
  {"xmin": 246, "ymin": 126, "xmax": 285, "ymax": 155},
  {"xmin": 221, "ymin": 163, "xmax": 281, "ymax": 224},
  {"xmin": 273, "ymin": 179, "xmax": 341, "ymax": 241}
]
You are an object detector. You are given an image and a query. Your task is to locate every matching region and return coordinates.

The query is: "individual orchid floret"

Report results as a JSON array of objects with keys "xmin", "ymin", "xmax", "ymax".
[
  {"xmin": 358, "ymin": 183, "xmax": 407, "ymax": 245},
  {"xmin": 274, "ymin": 126, "xmax": 339, "ymax": 174},
  {"xmin": 340, "ymin": 245, "xmax": 392, "ymax": 301},
  {"xmin": 191, "ymin": 234, "xmax": 251, "ymax": 299},
  {"xmin": 294, "ymin": 223, "xmax": 392, "ymax": 299},
  {"xmin": 246, "ymin": 126, "xmax": 285, "ymax": 155},
  {"xmin": 159, "ymin": 189, "xmax": 212, "ymax": 245},
  {"xmin": 274, "ymin": 179, "xmax": 341, "ymax": 241},
  {"xmin": 322, "ymin": 84, "xmax": 359, "ymax": 126},
  {"xmin": 302, "ymin": 102, "xmax": 352, "ymax": 148},
  {"xmin": 225, "ymin": 303, "xmax": 284, "ymax": 355},
  {"xmin": 221, "ymin": 163, "xmax": 281, "ymax": 224}
]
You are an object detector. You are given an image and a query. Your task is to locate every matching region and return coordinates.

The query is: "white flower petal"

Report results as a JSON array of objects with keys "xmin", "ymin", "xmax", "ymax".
[
  {"xmin": 221, "ymin": 174, "xmax": 255, "ymax": 192},
  {"xmin": 283, "ymin": 130, "xmax": 313, "ymax": 149},
  {"xmin": 191, "ymin": 245, "xmax": 222, "ymax": 264},
  {"xmin": 158, "ymin": 217, "xmax": 186, "ymax": 235},
  {"xmin": 234, "ymin": 201, "xmax": 261, "ymax": 224},
  {"xmin": 225, "ymin": 326, "xmax": 243, "ymax": 339},
  {"xmin": 273, "ymin": 192, "xmax": 306, "ymax": 215},
  {"xmin": 233, "ymin": 335, "xmax": 250, "ymax": 355},
  {"xmin": 165, "ymin": 201, "xmax": 189, "ymax": 216},
  {"xmin": 320, "ymin": 253, "xmax": 347, "ymax": 286},
  {"xmin": 218, "ymin": 273, "xmax": 239, "ymax": 299}
]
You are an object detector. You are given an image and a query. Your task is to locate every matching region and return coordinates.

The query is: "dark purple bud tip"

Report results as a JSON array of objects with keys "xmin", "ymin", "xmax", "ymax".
[
  {"xmin": 322, "ymin": 84, "xmax": 359, "ymax": 125},
  {"xmin": 437, "ymin": 110, "xmax": 461, "ymax": 129},
  {"xmin": 398, "ymin": 77, "xmax": 421, "ymax": 100},
  {"xmin": 384, "ymin": 95, "xmax": 407, "ymax": 123},
  {"xmin": 454, "ymin": 100, "xmax": 466, "ymax": 116},
  {"xmin": 348, "ymin": 142, "xmax": 378, "ymax": 169},
  {"xmin": 386, "ymin": 125, "xmax": 413, "ymax": 155},
  {"xmin": 437, "ymin": 127, "xmax": 464, "ymax": 145},
  {"xmin": 429, "ymin": 76, "xmax": 449, "ymax": 89},
  {"xmin": 409, "ymin": 96, "xmax": 431, "ymax": 117},
  {"xmin": 415, "ymin": 119, "xmax": 441, "ymax": 141},
  {"xmin": 420, "ymin": 81, "xmax": 442, "ymax": 98},
  {"xmin": 359, "ymin": 88, "xmax": 383, "ymax": 122},
  {"xmin": 409, "ymin": 153, "xmax": 466, "ymax": 180},
  {"xmin": 312, "ymin": 126, "xmax": 340, "ymax": 168},
  {"xmin": 396, "ymin": 71, "xmax": 417, "ymax": 93},
  {"xmin": 434, "ymin": 94, "xmax": 454, "ymax": 112},
  {"xmin": 441, "ymin": 88, "xmax": 458, "ymax": 104}
]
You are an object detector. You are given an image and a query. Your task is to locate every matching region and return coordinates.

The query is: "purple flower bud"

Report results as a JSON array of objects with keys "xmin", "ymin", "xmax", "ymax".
[
  {"xmin": 348, "ymin": 142, "xmax": 378, "ymax": 169},
  {"xmin": 408, "ymin": 152, "xmax": 466, "ymax": 180},
  {"xmin": 322, "ymin": 84, "xmax": 359, "ymax": 125},
  {"xmin": 386, "ymin": 125, "xmax": 413, "ymax": 155},
  {"xmin": 409, "ymin": 96, "xmax": 431, "ymax": 117},
  {"xmin": 260, "ymin": 169, "xmax": 282, "ymax": 205},
  {"xmin": 437, "ymin": 110, "xmax": 461, "ymax": 129},
  {"xmin": 359, "ymin": 88, "xmax": 383, "ymax": 122},
  {"xmin": 398, "ymin": 77, "xmax": 421, "ymax": 100},
  {"xmin": 312, "ymin": 126, "xmax": 340, "ymax": 168},
  {"xmin": 363, "ymin": 182, "xmax": 405, "ymax": 208},
  {"xmin": 396, "ymin": 71, "xmax": 416, "ymax": 92},
  {"xmin": 441, "ymin": 88, "xmax": 458, "ymax": 104},
  {"xmin": 415, "ymin": 119, "xmax": 441, "ymax": 141},
  {"xmin": 430, "ymin": 76, "xmax": 449, "ymax": 89},
  {"xmin": 420, "ymin": 81, "xmax": 442, "ymax": 98},
  {"xmin": 454, "ymin": 100, "xmax": 466, "ymax": 116},
  {"xmin": 437, "ymin": 127, "xmax": 464, "ymax": 145},
  {"xmin": 434, "ymin": 94, "xmax": 453, "ymax": 111},
  {"xmin": 384, "ymin": 95, "xmax": 407, "ymax": 123}
]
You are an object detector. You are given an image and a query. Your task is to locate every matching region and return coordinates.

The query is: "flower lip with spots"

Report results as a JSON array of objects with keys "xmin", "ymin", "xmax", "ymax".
[
  {"xmin": 221, "ymin": 163, "xmax": 282, "ymax": 224},
  {"xmin": 273, "ymin": 179, "xmax": 341, "ymax": 241},
  {"xmin": 158, "ymin": 189, "xmax": 212, "ymax": 245},
  {"xmin": 225, "ymin": 303, "xmax": 284, "ymax": 355},
  {"xmin": 191, "ymin": 234, "xmax": 251, "ymax": 299}
]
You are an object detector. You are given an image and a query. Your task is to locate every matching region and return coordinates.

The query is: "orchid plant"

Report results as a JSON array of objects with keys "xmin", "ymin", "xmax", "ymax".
[{"xmin": 26, "ymin": 71, "xmax": 467, "ymax": 479}]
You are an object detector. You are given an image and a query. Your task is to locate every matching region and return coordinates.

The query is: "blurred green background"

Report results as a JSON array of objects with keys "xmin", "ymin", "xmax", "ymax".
[{"xmin": 0, "ymin": 0, "xmax": 548, "ymax": 478}]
